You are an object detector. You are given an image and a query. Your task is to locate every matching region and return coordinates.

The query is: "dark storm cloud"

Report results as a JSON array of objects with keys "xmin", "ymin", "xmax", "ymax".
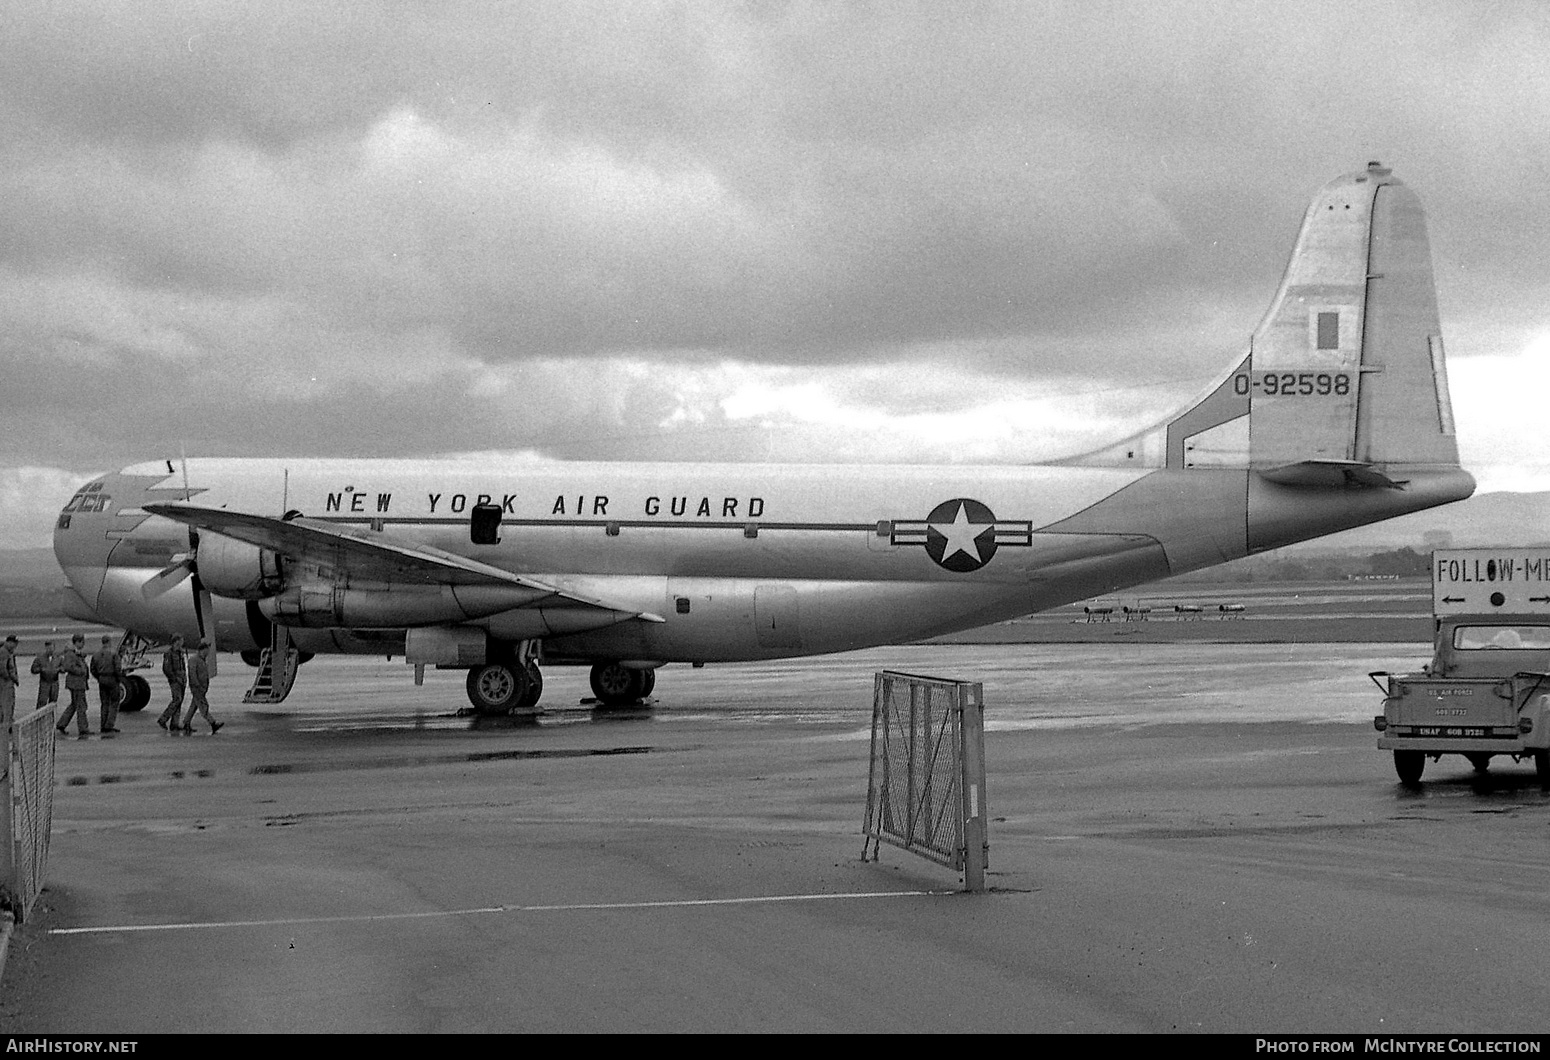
[{"xmin": 1, "ymin": 0, "xmax": 1547, "ymax": 511}]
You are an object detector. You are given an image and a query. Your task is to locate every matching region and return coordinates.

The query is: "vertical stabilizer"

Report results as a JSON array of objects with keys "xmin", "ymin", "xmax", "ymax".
[
  {"xmin": 1250, "ymin": 162, "xmax": 1458, "ymax": 474},
  {"xmin": 1062, "ymin": 163, "xmax": 1461, "ymax": 480}
]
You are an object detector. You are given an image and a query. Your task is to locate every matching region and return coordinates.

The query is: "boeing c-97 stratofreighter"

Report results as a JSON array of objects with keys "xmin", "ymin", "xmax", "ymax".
[{"xmin": 53, "ymin": 163, "xmax": 1475, "ymax": 714}]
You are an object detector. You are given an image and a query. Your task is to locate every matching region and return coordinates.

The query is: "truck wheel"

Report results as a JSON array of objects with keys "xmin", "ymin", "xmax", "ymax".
[
  {"xmin": 1467, "ymin": 753, "xmax": 1492, "ymax": 774},
  {"xmin": 1394, "ymin": 750, "xmax": 1425, "ymax": 786},
  {"xmin": 1535, "ymin": 748, "xmax": 1549, "ymax": 787}
]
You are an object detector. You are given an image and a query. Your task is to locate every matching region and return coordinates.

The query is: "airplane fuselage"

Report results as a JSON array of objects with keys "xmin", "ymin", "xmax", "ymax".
[{"xmin": 57, "ymin": 456, "xmax": 1469, "ymax": 667}]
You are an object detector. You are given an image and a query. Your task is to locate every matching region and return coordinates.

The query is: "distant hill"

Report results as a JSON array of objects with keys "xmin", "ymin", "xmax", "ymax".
[
  {"xmin": 0, "ymin": 548, "xmax": 71, "ymax": 619},
  {"xmin": 1280, "ymin": 490, "xmax": 1550, "ymax": 553},
  {"xmin": 0, "ymin": 548, "xmax": 66, "ymax": 588}
]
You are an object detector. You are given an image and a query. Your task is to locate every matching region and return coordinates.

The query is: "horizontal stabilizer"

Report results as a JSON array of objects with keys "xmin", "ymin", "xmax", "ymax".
[
  {"xmin": 142, "ymin": 503, "xmax": 665, "ymax": 623},
  {"xmin": 1255, "ymin": 461, "xmax": 1406, "ymax": 490}
]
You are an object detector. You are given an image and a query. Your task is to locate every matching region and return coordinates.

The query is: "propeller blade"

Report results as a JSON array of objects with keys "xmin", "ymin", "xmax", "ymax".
[
  {"xmin": 193, "ymin": 574, "xmax": 217, "ymax": 678},
  {"xmin": 141, "ymin": 557, "xmax": 194, "ymax": 599}
]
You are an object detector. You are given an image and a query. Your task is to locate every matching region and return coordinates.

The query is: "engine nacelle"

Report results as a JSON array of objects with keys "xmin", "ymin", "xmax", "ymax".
[
  {"xmin": 259, "ymin": 582, "xmax": 549, "ymax": 628},
  {"xmin": 196, "ymin": 532, "xmax": 285, "ymax": 599}
]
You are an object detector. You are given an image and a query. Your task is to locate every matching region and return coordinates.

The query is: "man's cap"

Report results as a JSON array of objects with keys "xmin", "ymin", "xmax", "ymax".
[{"xmin": 3, "ymin": 635, "xmax": 16, "ymax": 644}]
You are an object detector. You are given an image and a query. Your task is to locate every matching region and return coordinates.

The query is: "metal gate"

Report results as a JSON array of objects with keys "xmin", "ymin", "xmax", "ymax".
[
  {"xmin": 862, "ymin": 671, "xmax": 988, "ymax": 891},
  {"xmin": 4, "ymin": 705, "xmax": 57, "ymax": 922}
]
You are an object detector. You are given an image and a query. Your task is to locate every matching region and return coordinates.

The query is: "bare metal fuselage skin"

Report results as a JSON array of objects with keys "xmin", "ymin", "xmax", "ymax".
[{"xmin": 54, "ymin": 458, "xmax": 1471, "ymax": 665}]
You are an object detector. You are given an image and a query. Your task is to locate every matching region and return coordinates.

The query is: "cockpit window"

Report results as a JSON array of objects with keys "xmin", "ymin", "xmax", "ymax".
[
  {"xmin": 1452, "ymin": 625, "xmax": 1550, "ymax": 651},
  {"xmin": 61, "ymin": 488, "xmax": 111, "ymax": 514}
]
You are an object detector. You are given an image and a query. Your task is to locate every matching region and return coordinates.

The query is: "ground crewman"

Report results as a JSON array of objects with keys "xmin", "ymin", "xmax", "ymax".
[
  {"xmin": 182, "ymin": 640, "xmax": 222, "ymax": 735},
  {"xmin": 32, "ymin": 639, "xmax": 61, "ymax": 712},
  {"xmin": 90, "ymin": 634, "xmax": 123, "ymax": 734},
  {"xmin": 158, "ymin": 635, "xmax": 186, "ymax": 732},
  {"xmin": 56, "ymin": 633, "xmax": 91, "ymax": 736},
  {"xmin": 0, "ymin": 635, "xmax": 18, "ymax": 727}
]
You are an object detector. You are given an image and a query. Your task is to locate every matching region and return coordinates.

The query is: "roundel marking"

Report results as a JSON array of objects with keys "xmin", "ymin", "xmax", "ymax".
[{"xmin": 925, "ymin": 498, "xmax": 999, "ymax": 572}]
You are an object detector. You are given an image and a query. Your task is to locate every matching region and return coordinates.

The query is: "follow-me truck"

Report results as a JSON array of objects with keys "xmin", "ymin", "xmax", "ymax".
[{"xmin": 1373, "ymin": 549, "xmax": 1550, "ymax": 786}]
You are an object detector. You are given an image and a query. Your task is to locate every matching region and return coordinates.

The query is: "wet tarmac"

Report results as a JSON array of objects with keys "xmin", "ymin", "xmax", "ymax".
[{"xmin": 2, "ymin": 645, "xmax": 1548, "ymax": 1033}]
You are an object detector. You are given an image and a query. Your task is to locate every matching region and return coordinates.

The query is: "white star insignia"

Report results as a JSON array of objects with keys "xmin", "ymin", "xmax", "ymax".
[{"xmin": 931, "ymin": 502, "xmax": 990, "ymax": 563}]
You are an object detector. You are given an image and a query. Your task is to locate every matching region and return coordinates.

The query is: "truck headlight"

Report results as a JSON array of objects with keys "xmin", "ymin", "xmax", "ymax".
[
  {"xmin": 1374, "ymin": 716, "xmax": 1387, "ymax": 732},
  {"xmin": 1520, "ymin": 717, "xmax": 1533, "ymax": 734}
]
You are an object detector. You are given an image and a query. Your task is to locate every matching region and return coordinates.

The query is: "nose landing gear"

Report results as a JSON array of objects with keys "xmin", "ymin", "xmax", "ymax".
[{"xmin": 117, "ymin": 674, "xmax": 152, "ymax": 713}]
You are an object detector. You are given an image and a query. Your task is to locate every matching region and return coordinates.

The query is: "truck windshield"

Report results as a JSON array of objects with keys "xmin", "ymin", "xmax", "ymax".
[{"xmin": 1452, "ymin": 626, "xmax": 1550, "ymax": 650}]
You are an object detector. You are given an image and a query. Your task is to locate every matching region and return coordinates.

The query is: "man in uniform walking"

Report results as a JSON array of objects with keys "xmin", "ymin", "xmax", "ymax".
[
  {"xmin": 0, "ymin": 635, "xmax": 18, "ymax": 727},
  {"xmin": 56, "ymin": 634, "xmax": 91, "ymax": 736},
  {"xmin": 31, "ymin": 639, "xmax": 60, "ymax": 712},
  {"xmin": 182, "ymin": 640, "xmax": 222, "ymax": 735},
  {"xmin": 90, "ymin": 634, "xmax": 122, "ymax": 734},
  {"xmin": 158, "ymin": 635, "xmax": 186, "ymax": 732}
]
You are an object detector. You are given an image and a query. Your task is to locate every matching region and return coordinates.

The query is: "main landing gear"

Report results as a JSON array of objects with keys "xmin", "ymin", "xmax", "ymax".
[
  {"xmin": 460, "ymin": 651, "xmax": 658, "ymax": 715},
  {"xmin": 589, "ymin": 663, "xmax": 655, "ymax": 708},
  {"xmin": 465, "ymin": 660, "xmax": 544, "ymax": 716}
]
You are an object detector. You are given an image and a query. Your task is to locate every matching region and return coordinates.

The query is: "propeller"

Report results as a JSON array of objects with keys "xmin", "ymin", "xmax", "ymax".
[
  {"xmin": 141, "ymin": 454, "xmax": 218, "ymax": 677},
  {"xmin": 142, "ymin": 551, "xmax": 194, "ymax": 597}
]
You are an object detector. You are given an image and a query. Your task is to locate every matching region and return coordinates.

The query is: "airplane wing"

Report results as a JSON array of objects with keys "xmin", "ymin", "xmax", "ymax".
[{"xmin": 142, "ymin": 503, "xmax": 665, "ymax": 622}]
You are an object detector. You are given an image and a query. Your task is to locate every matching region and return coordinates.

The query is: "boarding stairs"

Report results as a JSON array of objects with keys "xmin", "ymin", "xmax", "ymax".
[{"xmin": 243, "ymin": 625, "xmax": 301, "ymax": 704}]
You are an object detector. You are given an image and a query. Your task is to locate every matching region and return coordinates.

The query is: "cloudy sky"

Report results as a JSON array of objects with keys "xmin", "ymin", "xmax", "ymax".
[{"xmin": 2, "ymin": 1, "xmax": 1548, "ymax": 548}]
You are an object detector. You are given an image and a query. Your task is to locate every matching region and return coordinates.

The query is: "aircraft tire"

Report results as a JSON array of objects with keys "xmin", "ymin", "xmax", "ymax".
[
  {"xmin": 640, "ymin": 668, "xmax": 656, "ymax": 697},
  {"xmin": 515, "ymin": 664, "xmax": 544, "ymax": 712},
  {"xmin": 118, "ymin": 675, "xmax": 152, "ymax": 713},
  {"xmin": 1467, "ymin": 753, "xmax": 1492, "ymax": 774},
  {"xmin": 466, "ymin": 662, "xmax": 528, "ymax": 716},
  {"xmin": 1394, "ymin": 750, "xmax": 1425, "ymax": 786},
  {"xmin": 590, "ymin": 663, "xmax": 645, "ymax": 707}
]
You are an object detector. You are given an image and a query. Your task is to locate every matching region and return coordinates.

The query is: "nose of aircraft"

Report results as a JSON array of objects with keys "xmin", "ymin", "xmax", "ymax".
[
  {"xmin": 52, "ymin": 472, "xmax": 116, "ymax": 617},
  {"xmin": 53, "ymin": 468, "xmax": 184, "ymax": 619}
]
